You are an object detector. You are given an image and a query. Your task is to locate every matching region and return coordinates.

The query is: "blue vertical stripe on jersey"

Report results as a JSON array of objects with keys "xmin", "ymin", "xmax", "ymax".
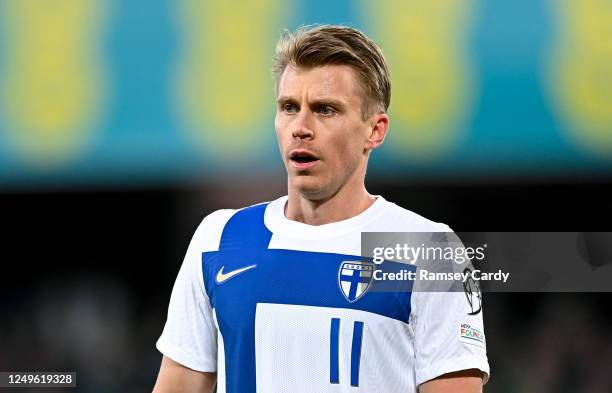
[
  {"xmin": 330, "ymin": 318, "xmax": 340, "ymax": 384},
  {"xmin": 219, "ymin": 202, "xmax": 272, "ymax": 252},
  {"xmin": 351, "ymin": 321, "xmax": 365, "ymax": 387},
  {"xmin": 208, "ymin": 203, "xmax": 272, "ymax": 393}
]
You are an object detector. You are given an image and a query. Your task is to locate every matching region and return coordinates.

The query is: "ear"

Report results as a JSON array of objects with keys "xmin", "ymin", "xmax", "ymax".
[{"xmin": 364, "ymin": 113, "xmax": 389, "ymax": 151}]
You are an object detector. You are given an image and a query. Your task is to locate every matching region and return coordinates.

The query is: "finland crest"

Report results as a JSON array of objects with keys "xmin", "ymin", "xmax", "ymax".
[{"xmin": 338, "ymin": 261, "xmax": 375, "ymax": 303}]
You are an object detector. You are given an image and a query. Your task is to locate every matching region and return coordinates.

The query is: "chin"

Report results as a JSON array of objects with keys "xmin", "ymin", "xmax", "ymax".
[{"xmin": 291, "ymin": 176, "xmax": 327, "ymax": 199}]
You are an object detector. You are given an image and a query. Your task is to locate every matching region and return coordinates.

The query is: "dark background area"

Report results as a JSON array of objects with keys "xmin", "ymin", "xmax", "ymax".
[{"xmin": 1, "ymin": 180, "xmax": 611, "ymax": 392}]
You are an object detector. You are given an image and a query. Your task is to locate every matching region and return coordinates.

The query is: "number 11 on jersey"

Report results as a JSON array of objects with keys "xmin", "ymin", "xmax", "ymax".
[{"xmin": 330, "ymin": 318, "xmax": 364, "ymax": 387}]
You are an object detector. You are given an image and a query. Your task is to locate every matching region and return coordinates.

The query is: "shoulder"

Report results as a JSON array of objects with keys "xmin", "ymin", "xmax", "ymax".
[
  {"xmin": 191, "ymin": 201, "xmax": 271, "ymax": 252},
  {"xmin": 377, "ymin": 198, "xmax": 452, "ymax": 233}
]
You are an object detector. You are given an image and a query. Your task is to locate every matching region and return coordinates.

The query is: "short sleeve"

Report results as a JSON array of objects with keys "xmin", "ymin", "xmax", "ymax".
[
  {"xmin": 412, "ymin": 226, "xmax": 490, "ymax": 386},
  {"xmin": 156, "ymin": 215, "xmax": 221, "ymax": 372},
  {"xmin": 413, "ymin": 291, "xmax": 490, "ymax": 385}
]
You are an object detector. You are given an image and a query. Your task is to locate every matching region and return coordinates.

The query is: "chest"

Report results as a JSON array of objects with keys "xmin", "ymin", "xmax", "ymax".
[{"xmin": 202, "ymin": 248, "xmax": 414, "ymax": 334}]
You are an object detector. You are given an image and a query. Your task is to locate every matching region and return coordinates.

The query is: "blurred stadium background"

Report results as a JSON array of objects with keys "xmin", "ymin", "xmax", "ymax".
[{"xmin": 1, "ymin": 0, "xmax": 611, "ymax": 392}]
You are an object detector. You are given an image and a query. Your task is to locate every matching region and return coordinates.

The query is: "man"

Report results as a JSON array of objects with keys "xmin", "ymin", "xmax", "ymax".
[{"xmin": 153, "ymin": 25, "xmax": 489, "ymax": 393}]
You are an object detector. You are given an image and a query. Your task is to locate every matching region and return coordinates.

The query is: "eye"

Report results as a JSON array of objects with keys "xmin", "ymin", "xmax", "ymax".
[
  {"xmin": 317, "ymin": 105, "xmax": 336, "ymax": 116},
  {"xmin": 282, "ymin": 103, "xmax": 298, "ymax": 114}
]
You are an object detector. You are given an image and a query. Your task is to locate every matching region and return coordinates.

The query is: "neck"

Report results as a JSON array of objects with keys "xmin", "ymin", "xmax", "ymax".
[{"xmin": 285, "ymin": 179, "xmax": 376, "ymax": 226}]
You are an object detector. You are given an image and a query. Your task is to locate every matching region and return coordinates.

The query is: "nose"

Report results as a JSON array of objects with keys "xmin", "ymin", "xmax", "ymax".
[{"xmin": 291, "ymin": 109, "xmax": 314, "ymax": 140}]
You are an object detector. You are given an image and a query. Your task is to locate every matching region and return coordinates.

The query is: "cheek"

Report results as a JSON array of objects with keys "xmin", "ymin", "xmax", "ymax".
[
  {"xmin": 331, "ymin": 122, "xmax": 366, "ymax": 157},
  {"xmin": 275, "ymin": 115, "xmax": 289, "ymax": 144},
  {"xmin": 332, "ymin": 130, "xmax": 367, "ymax": 171},
  {"xmin": 327, "ymin": 135, "xmax": 357, "ymax": 168},
  {"xmin": 274, "ymin": 113, "xmax": 283, "ymax": 137}
]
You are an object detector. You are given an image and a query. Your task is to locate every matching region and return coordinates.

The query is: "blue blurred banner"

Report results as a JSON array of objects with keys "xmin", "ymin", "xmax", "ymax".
[{"xmin": 0, "ymin": 0, "xmax": 611, "ymax": 186}]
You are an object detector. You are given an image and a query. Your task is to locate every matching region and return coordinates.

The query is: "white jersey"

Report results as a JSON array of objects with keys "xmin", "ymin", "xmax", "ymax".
[{"xmin": 156, "ymin": 195, "xmax": 490, "ymax": 392}]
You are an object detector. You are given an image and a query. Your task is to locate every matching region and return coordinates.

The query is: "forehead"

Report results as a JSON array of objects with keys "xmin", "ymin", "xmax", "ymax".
[{"xmin": 278, "ymin": 64, "xmax": 363, "ymax": 103}]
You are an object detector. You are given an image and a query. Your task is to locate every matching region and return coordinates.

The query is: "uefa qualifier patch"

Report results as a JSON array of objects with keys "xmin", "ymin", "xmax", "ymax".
[
  {"xmin": 338, "ymin": 261, "xmax": 375, "ymax": 303},
  {"xmin": 460, "ymin": 323, "xmax": 486, "ymax": 348}
]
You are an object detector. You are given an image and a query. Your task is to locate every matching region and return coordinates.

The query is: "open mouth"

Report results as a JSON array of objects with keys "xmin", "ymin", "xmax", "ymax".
[
  {"xmin": 289, "ymin": 150, "xmax": 320, "ymax": 168},
  {"xmin": 291, "ymin": 154, "xmax": 317, "ymax": 163}
]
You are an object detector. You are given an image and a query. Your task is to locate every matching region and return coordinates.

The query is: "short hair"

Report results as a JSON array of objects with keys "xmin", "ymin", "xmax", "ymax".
[{"xmin": 273, "ymin": 25, "xmax": 391, "ymax": 119}]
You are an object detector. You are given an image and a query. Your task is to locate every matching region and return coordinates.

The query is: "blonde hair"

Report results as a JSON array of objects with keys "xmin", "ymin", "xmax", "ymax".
[{"xmin": 273, "ymin": 25, "xmax": 391, "ymax": 119}]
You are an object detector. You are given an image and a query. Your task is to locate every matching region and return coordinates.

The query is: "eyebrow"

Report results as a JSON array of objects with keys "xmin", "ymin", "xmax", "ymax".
[
  {"xmin": 277, "ymin": 96, "xmax": 347, "ymax": 110},
  {"xmin": 276, "ymin": 96, "xmax": 296, "ymax": 105}
]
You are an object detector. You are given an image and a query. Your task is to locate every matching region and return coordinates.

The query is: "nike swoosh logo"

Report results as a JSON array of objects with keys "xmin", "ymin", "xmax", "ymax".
[{"xmin": 215, "ymin": 264, "xmax": 257, "ymax": 284}]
